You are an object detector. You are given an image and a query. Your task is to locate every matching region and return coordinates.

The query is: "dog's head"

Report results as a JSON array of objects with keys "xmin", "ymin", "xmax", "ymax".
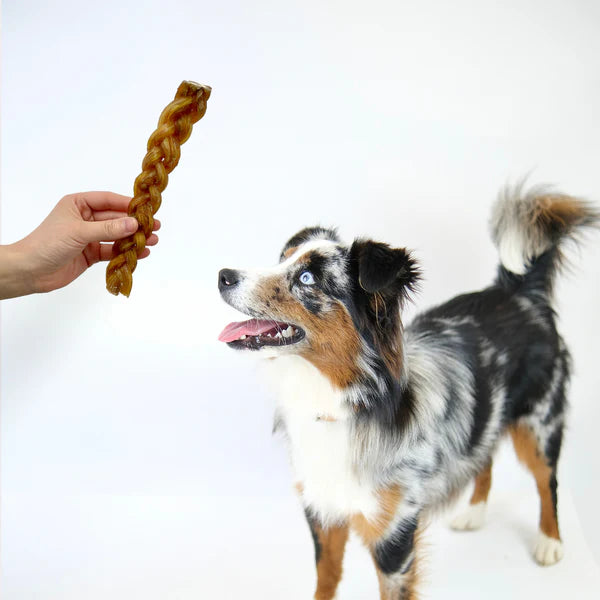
[{"xmin": 218, "ymin": 227, "xmax": 419, "ymax": 388}]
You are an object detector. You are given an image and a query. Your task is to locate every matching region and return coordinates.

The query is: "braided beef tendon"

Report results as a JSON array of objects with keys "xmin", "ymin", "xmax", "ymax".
[{"xmin": 106, "ymin": 81, "xmax": 211, "ymax": 296}]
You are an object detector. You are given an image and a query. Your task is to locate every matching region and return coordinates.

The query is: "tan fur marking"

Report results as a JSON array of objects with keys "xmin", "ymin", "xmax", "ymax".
[
  {"xmin": 300, "ymin": 305, "xmax": 363, "ymax": 388},
  {"xmin": 316, "ymin": 414, "xmax": 337, "ymax": 422},
  {"xmin": 510, "ymin": 424, "xmax": 560, "ymax": 540},
  {"xmin": 282, "ymin": 246, "xmax": 298, "ymax": 260},
  {"xmin": 470, "ymin": 461, "xmax": 492, "ymax": 505},
  {"xmin": 351, "ymin": 485, "xmax": 404, "ymax": 547},
  {"xmin": 256, "ymin": 275, "xmax": 363, "ymax": 388},
  {"xmin": 314, "ymin": 524, "xmax": 349, "ymax": 600},
  {"xmin": 534, "ymin": 195, "xmax": 589, "ymax": 229},
  {"xmin": 370, "ymin": 292, "xmax": 404, "ymax": 377}
]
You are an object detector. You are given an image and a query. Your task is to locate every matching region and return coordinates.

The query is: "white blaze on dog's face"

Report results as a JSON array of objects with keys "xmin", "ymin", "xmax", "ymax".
[{"xmin": 218, "ymin": 227, "xmax": 419, "ymax": 389}]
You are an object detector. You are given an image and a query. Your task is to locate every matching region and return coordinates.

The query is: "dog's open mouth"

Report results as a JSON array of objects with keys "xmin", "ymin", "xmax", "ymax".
[{"xmin": 218, "ymin": 319, "xmax": 306, "ymax": 350}]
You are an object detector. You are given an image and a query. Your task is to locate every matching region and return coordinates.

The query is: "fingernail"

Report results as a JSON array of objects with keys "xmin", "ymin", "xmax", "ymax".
[{"xmin": 124, "ymin": 217, "xmax": 139, "ymax": 233}]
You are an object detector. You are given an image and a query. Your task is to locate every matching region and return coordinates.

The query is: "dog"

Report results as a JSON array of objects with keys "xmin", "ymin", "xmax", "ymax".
[{"xmin": 217, "ymin": 185, "xmax": 597, "ymax": 600}]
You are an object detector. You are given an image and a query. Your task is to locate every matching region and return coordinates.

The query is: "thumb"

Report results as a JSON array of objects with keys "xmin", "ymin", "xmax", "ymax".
[{"xmin": 81, "ymin": 217, "xmax": 139, "ymax": 242}]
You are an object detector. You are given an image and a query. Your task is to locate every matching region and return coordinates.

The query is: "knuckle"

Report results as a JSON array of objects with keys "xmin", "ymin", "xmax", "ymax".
[{"xmin": 104, "ymin": 219, "xmax": 119, "ymax": 238}]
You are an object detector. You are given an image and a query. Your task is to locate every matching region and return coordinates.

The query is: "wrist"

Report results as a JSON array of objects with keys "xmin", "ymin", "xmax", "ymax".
[{"xmin": 0, "ymin": 241, "xmax": 37, "ymax": 299}]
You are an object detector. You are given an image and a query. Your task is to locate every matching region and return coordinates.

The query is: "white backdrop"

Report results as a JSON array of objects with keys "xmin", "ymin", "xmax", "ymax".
[{"xmin": 2, "ymin": 1, "xmax": 599, "ymax": 598}]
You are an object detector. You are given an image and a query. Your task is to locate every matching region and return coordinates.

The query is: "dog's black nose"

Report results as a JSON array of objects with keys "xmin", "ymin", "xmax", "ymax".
[{"xmin": 219, "ymin": 268, "xmax": 241, "ymax": 292}]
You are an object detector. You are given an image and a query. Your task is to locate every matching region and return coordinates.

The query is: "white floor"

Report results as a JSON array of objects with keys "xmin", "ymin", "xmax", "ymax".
[{"xmin": 2, "ymin": 483, "xmax": 599, "ymax": 599}]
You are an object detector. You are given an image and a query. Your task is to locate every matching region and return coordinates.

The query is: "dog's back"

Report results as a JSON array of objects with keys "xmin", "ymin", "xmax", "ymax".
[{"xmin": 410, "ymin": 185, "xmax": 598, "ymax": 566}]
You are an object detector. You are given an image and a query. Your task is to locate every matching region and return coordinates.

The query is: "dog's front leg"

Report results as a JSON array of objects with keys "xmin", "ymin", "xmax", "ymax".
[
  {"xmin": 303, "ymin": 510, "xmax": 349, "ymax": 600},
  {"xmin": 371, "ymin": 515, "xmax": 420, "ymax": 600}
]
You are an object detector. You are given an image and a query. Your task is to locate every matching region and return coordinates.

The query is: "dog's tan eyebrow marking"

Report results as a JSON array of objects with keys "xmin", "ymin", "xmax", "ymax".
[{"xmin": 282, "ymin": 246, "xmax": 297, "ymax": 260}]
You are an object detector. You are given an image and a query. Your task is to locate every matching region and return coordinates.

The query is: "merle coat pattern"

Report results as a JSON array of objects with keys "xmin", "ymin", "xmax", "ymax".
[{"xmin": 218, "ymin": 185, "xmax": 598, "ymax": 600}]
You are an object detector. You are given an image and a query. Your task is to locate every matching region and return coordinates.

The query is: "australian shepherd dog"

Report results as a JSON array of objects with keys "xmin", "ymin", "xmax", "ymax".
[{"xmin": 217, "ymin": 185, "xmax": 597, "ymax": 599}]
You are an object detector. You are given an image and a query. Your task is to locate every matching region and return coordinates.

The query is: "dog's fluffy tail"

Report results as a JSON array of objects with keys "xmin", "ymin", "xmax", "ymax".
[{"xmin": 490, "ymin": 182, "xmax": 599, "ymax": 294}]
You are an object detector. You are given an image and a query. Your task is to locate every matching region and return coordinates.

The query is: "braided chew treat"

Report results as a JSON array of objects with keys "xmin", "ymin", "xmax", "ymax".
[{"xmin": 106, "ymin": 80, "xmax": 211, "ymax": 296}]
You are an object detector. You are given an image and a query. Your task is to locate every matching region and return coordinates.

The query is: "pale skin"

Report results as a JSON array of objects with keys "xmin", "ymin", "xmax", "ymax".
[{"xmin": 0, "ymin": 191, "xmax": 160, "ymax": 299}]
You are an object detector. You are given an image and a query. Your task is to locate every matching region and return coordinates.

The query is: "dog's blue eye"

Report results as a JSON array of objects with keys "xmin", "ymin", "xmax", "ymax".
[{"xmin": 299, "ymin": 271, "xmax": 315, "ymax": 285}]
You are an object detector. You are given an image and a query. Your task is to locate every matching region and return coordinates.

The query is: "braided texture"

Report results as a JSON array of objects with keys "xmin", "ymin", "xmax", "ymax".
[{"xmin": 106, "ymin": 81, "xmax": 211, "ymax": 296}]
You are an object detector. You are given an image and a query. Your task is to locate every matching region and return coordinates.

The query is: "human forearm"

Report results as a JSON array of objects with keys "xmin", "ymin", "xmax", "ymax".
[{"xmin": 0, "ymin": 241, "xmax": 36, "ymax": 300}]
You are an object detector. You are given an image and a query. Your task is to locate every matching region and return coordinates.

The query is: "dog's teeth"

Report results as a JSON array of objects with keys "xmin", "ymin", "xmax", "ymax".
[
  {"xmin": 283, "ymin": 326, "xmax": 294, "ymax": 338},
  {"xmin": 240, "ymin": 335, "xmax": 246, "ymax": 340},
  {"xmin": 275, "ymin": 332, "xmax": 282, "ymax": 338},
  {"xmin": 267, "ymin": 333, "xmax": 272, "ymax": 337}
]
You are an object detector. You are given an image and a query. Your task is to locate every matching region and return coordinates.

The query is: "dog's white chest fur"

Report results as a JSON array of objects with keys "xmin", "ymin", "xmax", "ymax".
[{"xmin": 262, "ymin": 356, "xmax": 378, "ymax": 525}]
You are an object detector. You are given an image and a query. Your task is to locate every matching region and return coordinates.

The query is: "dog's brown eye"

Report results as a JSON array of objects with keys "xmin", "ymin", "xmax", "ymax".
[{"xmin": 299, "ymin": 271, "xmax": 315, "ymax": 285}]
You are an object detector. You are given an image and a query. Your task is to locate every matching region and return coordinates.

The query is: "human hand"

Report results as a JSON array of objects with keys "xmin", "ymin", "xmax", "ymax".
[{"xmin": 3, "ymin": 192, "xmax": 159, "ymax": 297}]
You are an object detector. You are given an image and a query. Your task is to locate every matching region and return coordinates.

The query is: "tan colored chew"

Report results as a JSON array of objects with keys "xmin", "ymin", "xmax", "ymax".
[{"xmin": 106, "ymin": 81, "xmax": 211, "ymax": 296}]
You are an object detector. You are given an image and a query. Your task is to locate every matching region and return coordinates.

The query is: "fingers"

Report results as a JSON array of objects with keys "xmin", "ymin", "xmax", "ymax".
[
  {"xmin": 92, "ymin": 210, "xmax": 130, "ymax": 222},
  {"xmin": 81, "ymin": 217, "xmax": 139, "ymax": 242},
  {"xmin": 72, "ymin": 194, "xmax": 161, "ymax": 232},
  {"xmin": 145, "ymin": 233, "xmax": 159, "ymax": 246},
  {"xmin": 99, "ymin": 246, "xmax": 151, "ymax": 261},
  {"xmin": 98, "ymin": 234, "xmax": 157, "ymax": 261},
  {"xmin": 93, "ymin": 212, "xmax": 162, "ymax": 232},
  {"xmin": 73, "ymin": 191, "xmax": 133, "ymax": 212}
]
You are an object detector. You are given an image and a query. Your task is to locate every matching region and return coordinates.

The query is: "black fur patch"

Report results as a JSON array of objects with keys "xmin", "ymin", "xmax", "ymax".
[
  {"xmin": 549, "ymin": 471, "xmax": 559, "ymax": 519},
  {"xmin": 304, "ymin": 510, "xmax": 322, "ymax": 564},
  {"xmin": 351, "ymin": 239, "xmax": 420, "ymax": 299},
  {"xmin": 546, "ymin": 428, "xmax": 563, "ymax": 467},
  {"xmin": 374, "ymin": 516, "xmax": 418, "ymax": 575}
]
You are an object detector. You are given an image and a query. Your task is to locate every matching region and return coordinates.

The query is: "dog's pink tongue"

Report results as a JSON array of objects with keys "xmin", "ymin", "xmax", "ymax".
[{"xmin": 218, "ymin": 319, "xmax": 283, "ymax": 343}]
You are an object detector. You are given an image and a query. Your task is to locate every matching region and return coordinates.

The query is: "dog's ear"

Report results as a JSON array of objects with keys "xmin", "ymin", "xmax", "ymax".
[{"xmin": 351, "ymin": 239, "xmax": 420, "ymax": 298}]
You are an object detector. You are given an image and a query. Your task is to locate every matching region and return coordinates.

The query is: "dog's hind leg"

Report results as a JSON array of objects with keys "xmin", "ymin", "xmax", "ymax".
[
  {"xmin": 303, "ymin": 510, "xmax": 349, "ymax": 600},
  {"xmin": 510, "ymin": 422, "xmax": 564, "ymax": 566},
  {"xmin": 450, "ymin": 460, "xmax": 492, "ymax": 531}
]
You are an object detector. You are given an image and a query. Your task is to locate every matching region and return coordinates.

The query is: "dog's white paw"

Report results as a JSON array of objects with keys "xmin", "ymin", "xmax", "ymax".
[
  {"xmin": 534, "ymin": 532, "xmax": 564, "ymax": 566},
  {"xmin": 450, "ymin": 501, "xmax": 486, "ymax": 531}
]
